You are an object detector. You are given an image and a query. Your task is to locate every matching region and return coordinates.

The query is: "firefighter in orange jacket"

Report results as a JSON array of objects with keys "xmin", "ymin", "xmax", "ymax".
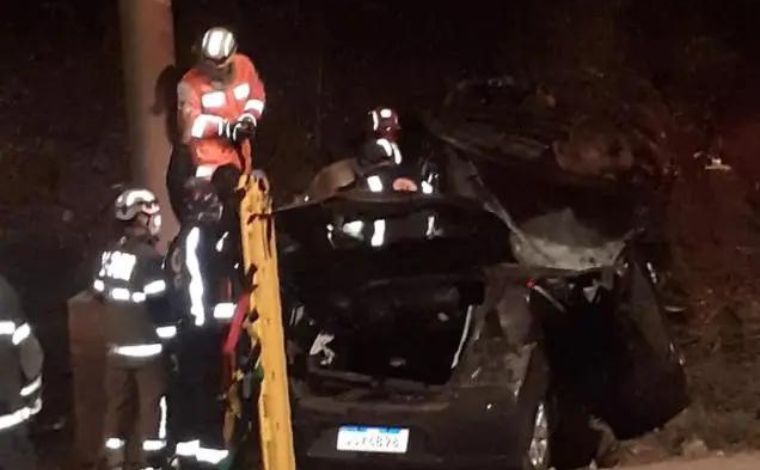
[
  {"xmin": 168, "ymin": 27, "xmax": 266, "ymax": 219},
  {"xmin": 179, "ymin": 26, "xmax": 265, "ymax": 176}
]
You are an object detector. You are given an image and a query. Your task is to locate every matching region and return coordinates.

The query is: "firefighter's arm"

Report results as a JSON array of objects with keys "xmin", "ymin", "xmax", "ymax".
[
  {"xmin": 238, "ymin": 56, "xmax": 266, "ymax": 124},
  {"xmin": 17, "ymin": 326, "xmax": 43, "ymax": 388},
  {"xmin": 138, "ymin": 247, "xmax": 178, "ymax": 341},
  {"xmin": 91, "ymin": 250, "xmax": 110, "ymax": 301},
  {"xmin": 0, "ymin": 277, "xmax": 44, "ymax": 387},
  {"xmin": 178, "ymin": 80, "xmax": 227, "ymax": 144}
]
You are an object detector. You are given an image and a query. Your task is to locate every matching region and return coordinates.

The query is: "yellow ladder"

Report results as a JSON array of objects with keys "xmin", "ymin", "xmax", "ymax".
[{"xmin": 238, "ymin": 172, "xmax": 296, "ymax": 470}]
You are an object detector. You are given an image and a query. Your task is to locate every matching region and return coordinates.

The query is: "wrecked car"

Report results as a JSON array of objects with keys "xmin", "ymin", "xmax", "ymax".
[
  {"xmin": 273, "ymin": 76, "xmax": 687, "ymax": 469},
  {"xmin": 425, "ymin": 76, "xmax": 689, "ymax": 464},
  {"xmin": 277, "ymin": 190, "xmax": 554, "ymax": 470}
]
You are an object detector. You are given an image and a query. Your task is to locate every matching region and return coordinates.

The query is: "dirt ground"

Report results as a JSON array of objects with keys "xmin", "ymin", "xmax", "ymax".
[{"xmin": 623, "ymin": 453, "xmax": 760, "ymax": 470}]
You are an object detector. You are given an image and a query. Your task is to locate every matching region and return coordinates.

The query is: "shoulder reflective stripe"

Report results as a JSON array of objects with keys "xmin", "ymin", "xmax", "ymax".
[
  {"xmin": 155, "ymin": 326, "xmax": 177, "ymax": 339},
  {"xmin": 371, "ymin": 219, "xmax": 386, "ymax": 247},
  {"xmin": 213, "ymin": 302, "xmax": 236, "ymax": 320},
  {"xmin": 376, "ymin": 138, "xmax": 393, "ymax": 157},
  {"xmin": 131, "ymin": 291, "xmax": 147, "ymax": 303},
  {"xmin": 233, "ymin": 83, "xmax": 250, "ymax": 100},
  {"xmin": 366, "ymin": 175, "xmax": 384, "ymax": 192},
  {"xmin": 185, "ymin": 227, "xmax": 205, "ymax": 326},
  {"xmin": 201, "ymin": 91, "xmax": 226, "ymax": 108},
  {"xmin": 112, "ymin": 344, "xmax": 163, "ymax": 358},
  {"xmin": 244, "ymin": 99, "xmax": 265, "ymax": 114},
  {"xmin": 143, "ymin": 280, "xmax": 166, "ymax": 296},
  {"xmin": 142, "ymin": 440, "xmax": 166, "ymax": 452},
  {"xmin": 20, "ymin": 375, "xmax": 42, "ymax": 397},
  {"xmin": 12, "ymin": 323, "xmax": 31, "ymax": 346},
  {"xmin": 105, "ymin": 438, "xmax": 125, "ymax": 450},
  {"xmin": 93, "ymin": 279, "xmax": 105, "ymax": 292},
  {"xmin": 191, "ymin": 115, "xmax": 224, "ymax": 139},
  {"xmin": 0, "ymin": 321, "xmax": 15, "ymax": 335}
]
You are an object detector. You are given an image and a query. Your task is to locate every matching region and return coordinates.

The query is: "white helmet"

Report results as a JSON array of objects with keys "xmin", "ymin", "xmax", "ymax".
[
  {"xmin": 115, "ymin": 188, "xmax": 161, "ymax": 236},
  {"xmin": 201, "ymin": 27, "xmax": 237, "ymax": 66}
]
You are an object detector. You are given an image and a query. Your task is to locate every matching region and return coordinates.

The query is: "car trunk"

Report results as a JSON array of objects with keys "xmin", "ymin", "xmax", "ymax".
[
  {"xmin": 276, "ymin": 193, "xmax": 511, "ymax": 389},
  {"xmin": 297, "ymin": 273, "xmax": 483, "ymax": 386}
]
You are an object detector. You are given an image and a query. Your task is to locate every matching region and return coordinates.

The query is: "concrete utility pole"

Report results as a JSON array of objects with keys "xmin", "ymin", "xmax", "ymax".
[{"xmin": 118, "ymin": 0, "xmax": 178, "ymax": 250}]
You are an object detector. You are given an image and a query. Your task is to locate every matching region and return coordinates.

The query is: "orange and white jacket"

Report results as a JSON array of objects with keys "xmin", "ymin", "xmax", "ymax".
[{"xmin": 178, "ymin": 54, "xmax": 266, "ymax": 175}]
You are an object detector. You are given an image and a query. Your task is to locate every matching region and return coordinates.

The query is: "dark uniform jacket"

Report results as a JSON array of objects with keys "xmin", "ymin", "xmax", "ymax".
[
  {"xmin": 166, "ymin": 224, "xmax": 242, "ymax": 329},
  {"xmin": 93, "ymin": 233, "xmax": 174, "ymax": 348},
  {"xmin": 306, "ymin": 139, "xmax": 414, "ymax": 201}
]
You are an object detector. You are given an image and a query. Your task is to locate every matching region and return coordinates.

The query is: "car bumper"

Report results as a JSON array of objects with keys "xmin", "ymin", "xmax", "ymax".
[{"xmin": 292, "ymin": 383, "xmax": 543, "ymax": 469}]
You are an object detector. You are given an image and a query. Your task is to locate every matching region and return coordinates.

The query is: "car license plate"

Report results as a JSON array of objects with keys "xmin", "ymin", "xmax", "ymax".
[{"xmin": 336, "ymin": 425, "xmax": 410, "ymax": 454}]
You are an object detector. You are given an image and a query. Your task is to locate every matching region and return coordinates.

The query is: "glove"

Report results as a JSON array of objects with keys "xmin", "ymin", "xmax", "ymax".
[{"xmin": 222, "ymin": 117, "xmax": 256, "ymax": 144}]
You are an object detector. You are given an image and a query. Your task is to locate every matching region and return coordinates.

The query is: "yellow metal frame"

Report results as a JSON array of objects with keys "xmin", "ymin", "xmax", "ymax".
[{"xmin": 238, "ymin": 173, "xmax": 296, "ymax": 470}]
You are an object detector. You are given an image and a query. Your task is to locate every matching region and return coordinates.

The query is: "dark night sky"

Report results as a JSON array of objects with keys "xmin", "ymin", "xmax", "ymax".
[{"xmin": 2, "ymin": 0, "xmax": 760, "ymax": 305}]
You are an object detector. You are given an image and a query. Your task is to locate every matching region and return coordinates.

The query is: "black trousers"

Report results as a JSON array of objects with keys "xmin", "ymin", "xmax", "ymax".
[
  {"xmin": 0, "ymin": 424, "xmax": 36, "ymax": 470},
  {"xmin": 171, "ymin": 325, "xmax": 228, "ymax": 454},
  {"xmin": 166, "ymin": 144, "xmax": 244, "ymax": 226},
  {"xmin": 166, "ymin": 144, "xmax": 194, "ymax": 222}
]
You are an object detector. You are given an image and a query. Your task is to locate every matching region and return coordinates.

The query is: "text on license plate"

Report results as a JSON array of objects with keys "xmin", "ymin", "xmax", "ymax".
[{"xmin": 336, "ymin": 426, "xmax": 410, "ymax": 454}]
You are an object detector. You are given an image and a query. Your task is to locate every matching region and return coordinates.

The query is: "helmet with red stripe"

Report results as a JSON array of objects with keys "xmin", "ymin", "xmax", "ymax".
[{"xmin": 368, "ymin": 107, "xmax": 400, "ymax": 140}]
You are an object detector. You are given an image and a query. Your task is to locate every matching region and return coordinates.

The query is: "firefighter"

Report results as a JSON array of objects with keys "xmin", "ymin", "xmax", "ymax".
[
  {"xmin": 306, "ymin": 107, "xmax": 427, "ymax": 200},
  {"xmin": 168, "ymin": 26, "xmax": 266, "ymax": 220},
  {"xmin": 167, "ymin": 178, "xmax": 242, "ymax": 469},
  {"xmin": 357, "ymin": 106, "xmax": 419, "ymax": 192},
  {"xmin": 94, "ymin": 188, "xmax": 174, "ymax": 470},
  {"xmin": 0, "ymin": 275, "xmax": 43, "ymax": 470}
]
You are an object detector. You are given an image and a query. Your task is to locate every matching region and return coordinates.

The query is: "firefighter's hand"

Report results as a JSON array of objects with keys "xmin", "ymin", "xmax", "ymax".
[
  {"xmin": 224, "ymin": 118, "xmax": 256, "ymax": 144},
  {"xmin": 235, "ymin": 115, "xmax": 257, "ymax": 138}
]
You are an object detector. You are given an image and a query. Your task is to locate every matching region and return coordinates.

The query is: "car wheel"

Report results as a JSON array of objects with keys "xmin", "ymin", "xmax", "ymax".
[{"xmin": 523, "ymin": 401, "xmax": 551, "ymax": 470}]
